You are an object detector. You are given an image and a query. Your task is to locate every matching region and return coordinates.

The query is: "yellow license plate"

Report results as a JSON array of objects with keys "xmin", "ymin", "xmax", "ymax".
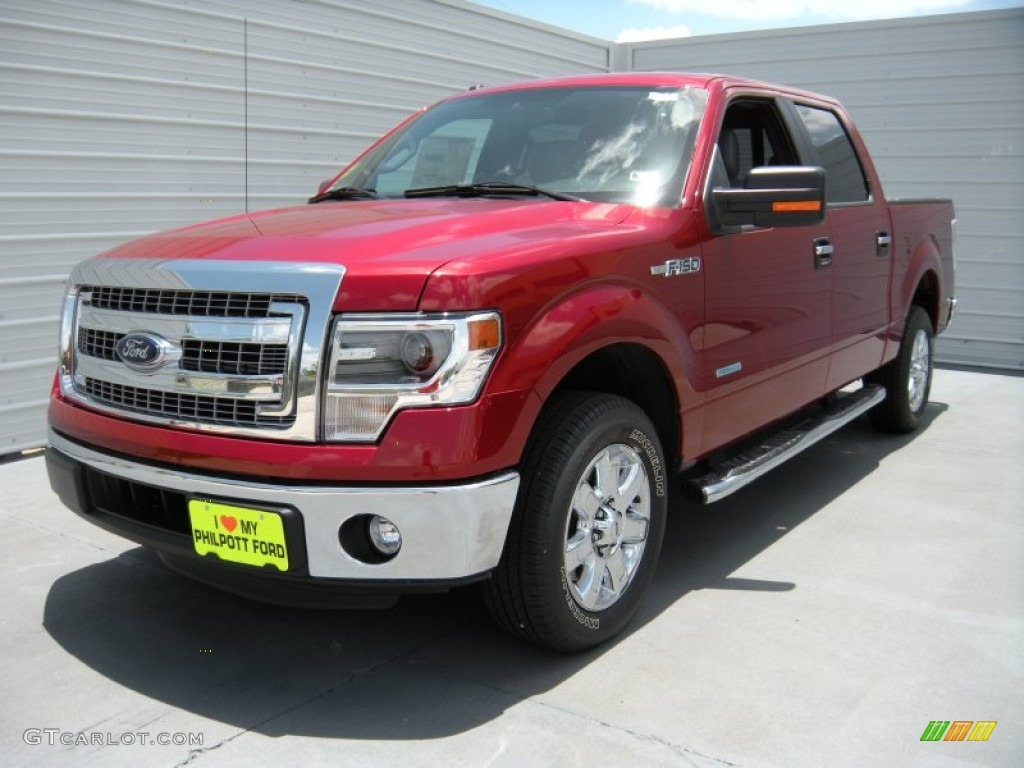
[{"xmin": 188, "ymin": 500, "xmax": 289, "ymax": 571}]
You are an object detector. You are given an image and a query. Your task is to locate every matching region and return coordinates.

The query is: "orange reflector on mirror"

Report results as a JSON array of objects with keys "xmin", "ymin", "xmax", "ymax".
[{"xmin": 773, "ymin": 200, "xmax": 822, "ymax": 212}]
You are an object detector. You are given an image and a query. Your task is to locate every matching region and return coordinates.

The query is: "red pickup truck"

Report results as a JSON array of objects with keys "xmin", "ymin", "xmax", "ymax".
[{"xmin": 46, "ymin": 73, "xmax": 955, "ymax": 651}]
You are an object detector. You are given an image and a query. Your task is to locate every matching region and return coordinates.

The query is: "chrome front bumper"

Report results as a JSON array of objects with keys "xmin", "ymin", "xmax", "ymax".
[{"xmin": 48, "ymin": 430, "xmax": 519, "ymax": 582}]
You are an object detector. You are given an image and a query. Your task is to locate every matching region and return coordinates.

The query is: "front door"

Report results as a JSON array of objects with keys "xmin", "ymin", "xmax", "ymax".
[{"xmin": 699, "ymin": 96, "xmax": 832, "ymax": 454}]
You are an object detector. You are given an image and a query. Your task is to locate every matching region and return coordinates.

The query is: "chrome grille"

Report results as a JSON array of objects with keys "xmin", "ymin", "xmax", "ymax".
[
  {"xmin": 83, "ymin": 286, "xmax": 304, "ymax": 318},
  {"xmin": 72, "ymin": 287, "xmax": 304, "ymax": 429},
  {"xmin": 61, "ymin": 259, "xmax": 345, "ymax": 441},
  {"xmin": 83, "ymin": 378, "xmax": 285, "ymax": 427}
]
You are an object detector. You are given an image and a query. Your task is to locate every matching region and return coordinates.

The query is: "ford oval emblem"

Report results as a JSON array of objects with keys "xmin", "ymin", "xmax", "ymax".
[{"xmin": 115, "ymin": 333, "xmax": 170, "ymax": 372}]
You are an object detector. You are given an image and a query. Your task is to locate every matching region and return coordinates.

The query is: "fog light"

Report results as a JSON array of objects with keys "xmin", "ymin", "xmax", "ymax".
[{"xmin": 369, "ymin": 515, "xmax": 401, "ymax": 556}]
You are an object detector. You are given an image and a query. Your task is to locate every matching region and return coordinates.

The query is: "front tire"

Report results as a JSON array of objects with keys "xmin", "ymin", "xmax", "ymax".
[
  {"xmin": 868, "ymin": 305, "xmax": 934, "ymax": 433},
  {"xmin": 483, "ymin": 392, "xmax": 668, "ymax": 652}
]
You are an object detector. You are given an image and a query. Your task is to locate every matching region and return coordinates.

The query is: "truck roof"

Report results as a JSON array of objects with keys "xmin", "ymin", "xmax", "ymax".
[{"xmin": 449, "ymin": 72, "xmax": 840, "ymax": 108}]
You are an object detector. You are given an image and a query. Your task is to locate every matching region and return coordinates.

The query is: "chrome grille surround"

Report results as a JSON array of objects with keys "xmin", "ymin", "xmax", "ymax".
[{"xmin": 59, "ymin": 259, "xmax": 346, "ymax": 441}]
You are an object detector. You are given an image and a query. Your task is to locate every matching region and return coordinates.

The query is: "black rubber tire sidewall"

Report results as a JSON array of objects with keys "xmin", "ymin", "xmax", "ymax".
[
  {"xmin": 489, "ymin": 392, "xmax": 668, "ymax": 652},
  {"xmin": 868, "ymin": 305, "xmax": 934, "ymax": 433}
]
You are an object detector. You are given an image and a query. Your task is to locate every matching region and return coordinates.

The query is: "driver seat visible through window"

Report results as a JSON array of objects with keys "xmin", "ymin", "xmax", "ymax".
[
  {"xmin": 718, "ymin": 129, "xmax": 742, "ymax": 187},
  {"xmin": 715, "ymin": 100, "xmax": 796, "ymax": 189}
]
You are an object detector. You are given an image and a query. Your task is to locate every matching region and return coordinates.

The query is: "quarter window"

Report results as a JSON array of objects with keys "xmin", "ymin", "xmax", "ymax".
[{"xmin": 794, "ymin": 105, "xmax": 869, "ymax": 203}]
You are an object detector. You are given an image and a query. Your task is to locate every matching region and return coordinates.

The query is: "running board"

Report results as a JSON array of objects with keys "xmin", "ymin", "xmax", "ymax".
[{"xmin": 690, "ymin": 385, "xmax": 886, "ymax": 504}]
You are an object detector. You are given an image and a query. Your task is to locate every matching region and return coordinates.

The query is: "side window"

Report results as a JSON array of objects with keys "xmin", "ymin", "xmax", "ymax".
[
  {"xmin": 373, "ymin": 118, "xmax": 492, "ymax": 195},
  {"xmin": 714, "ymin": 100, "xmax": 797, "ymax": 189},
  {"xmin": 794, "ymin": 105, "xmax": 869, "ymax": 204}
]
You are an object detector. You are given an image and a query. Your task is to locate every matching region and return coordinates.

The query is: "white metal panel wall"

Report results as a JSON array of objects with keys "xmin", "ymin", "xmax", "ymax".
[
  {"xmin": 0, "ymin": 0, "xmax": 608, "ymax": 454},
  {"xmin": 618, "ymin": 8, "xmax": 1024, "ymax": 369},
  {"xmin": 230, "ymin": 0, "xmax": 610, "ymax": 207},
  {"xmin": 0, "ymin": 0, "xmax": 246, "ymax": 454}
]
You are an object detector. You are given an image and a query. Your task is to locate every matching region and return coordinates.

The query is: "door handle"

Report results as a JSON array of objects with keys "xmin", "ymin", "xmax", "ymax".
[
  {"xmin": 813, "ymin": 237, "xmax": 833, "ymax": 268},
  {"xmin": 876, "ymin": 231, "xmax": 891, "ymax": 257}
]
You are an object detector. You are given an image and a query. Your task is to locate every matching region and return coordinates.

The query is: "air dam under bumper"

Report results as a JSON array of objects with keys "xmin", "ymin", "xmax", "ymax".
[{"xmin": 47, "ymin": 431, "xmax": 520, "ymax": 585}]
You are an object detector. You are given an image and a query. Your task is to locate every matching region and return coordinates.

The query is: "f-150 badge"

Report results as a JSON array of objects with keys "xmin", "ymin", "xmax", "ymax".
[{"xmin": 651, "ymin": 257, "xmax": 701, "ymax": 277}]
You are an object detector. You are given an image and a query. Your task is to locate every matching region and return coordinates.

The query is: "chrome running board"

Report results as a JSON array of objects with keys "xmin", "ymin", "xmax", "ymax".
[{"xmin": 691, "ymin": 385, "xmax": 886, "ymax": 504}]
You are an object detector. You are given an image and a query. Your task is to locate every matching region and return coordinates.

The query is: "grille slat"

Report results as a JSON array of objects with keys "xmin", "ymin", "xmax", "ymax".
[
  {"xmin": 83, "ymin": 286, "xmax": 303, "ymax": 318},
  {"xmin": 180, "ymin": 340, "xmax": 289, "ymax": 375},
  {"xmin": 78, "ymin": 328, "xmax": 120, "ymax": 361},
  {"xmin": 83, "ymin": 378, "xmax": 288, "ymax": 427},
  {"xmin": 78, "ymin": 329, "xmax": 288, "ymax": 376}
]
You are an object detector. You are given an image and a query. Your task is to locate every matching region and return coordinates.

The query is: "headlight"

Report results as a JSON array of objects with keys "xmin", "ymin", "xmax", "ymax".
[{"xmin": 323, "ymin": 312, "xmax": 502, "ymax": 441}]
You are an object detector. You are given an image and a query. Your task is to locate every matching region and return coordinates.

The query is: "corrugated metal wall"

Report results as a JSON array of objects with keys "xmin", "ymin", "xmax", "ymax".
[
  {"xmin": 0, "ymin": 0, "xmax": 608, "ymax": 454},
  {"xmin": 2, "ymin": 2, "xmax": 1021, "ymax": 453},
  {"xmin": 616, "ymin": 8, "xmax": 1024, "ymax": 370}
]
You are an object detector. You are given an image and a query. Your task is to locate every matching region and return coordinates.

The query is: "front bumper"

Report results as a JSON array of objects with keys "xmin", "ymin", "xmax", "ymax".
[{"xmin": 47, "ymin": 430, "xmax": 519, "ymax": 589}]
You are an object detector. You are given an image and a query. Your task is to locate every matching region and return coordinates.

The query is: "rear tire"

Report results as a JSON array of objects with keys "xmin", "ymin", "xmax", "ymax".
[
  {"xmin": 867, "ymin": 305, "xmax": 934, "ymax": 433},
  {"xmin": 483, "ymin": 392, "xmax": 668, "ymax": 652}
]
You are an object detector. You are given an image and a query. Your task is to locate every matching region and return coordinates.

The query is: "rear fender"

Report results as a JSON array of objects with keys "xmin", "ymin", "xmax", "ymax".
[
  {"xmin": 898, "ymin": 237, "xmax": 943, "ymax": 332},
  {"xmin": 880, "ymin": 237, "xmax": 941, "ymax": 366}
]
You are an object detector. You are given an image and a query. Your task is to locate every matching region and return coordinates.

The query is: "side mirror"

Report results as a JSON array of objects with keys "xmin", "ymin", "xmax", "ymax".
[
  {"xmin": 712, "ymin": 166, "xmax": 826, "ymax": 229},
  {"xmin": 317, "ymin": 178, "xmax": 334, "ymax": 195}
]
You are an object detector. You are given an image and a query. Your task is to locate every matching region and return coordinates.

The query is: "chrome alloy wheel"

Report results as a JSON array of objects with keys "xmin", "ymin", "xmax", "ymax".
[
  {"xmin": 563, "ymin": 443, "xmax": 650, "ymax": 612},
  {"xmin": 907, "ymin": 328, "xmax": 931, "ymax": 413}
]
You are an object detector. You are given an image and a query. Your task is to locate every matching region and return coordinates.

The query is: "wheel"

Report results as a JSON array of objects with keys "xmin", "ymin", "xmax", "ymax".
[
  {"xmin": 867, "ymin": 305, "xmax": 934, "ymax": 433},
  {"xmin": 483, "ymin": 392, "xmax": 668, "ymax": 651}
]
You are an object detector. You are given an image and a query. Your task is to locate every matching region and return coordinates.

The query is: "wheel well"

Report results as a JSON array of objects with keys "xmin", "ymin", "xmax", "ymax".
[
  {"xmin": 553, "ymin": 343, "xmax": 680, "ymax": 467},
  {"xmin": 912, "ymin": 271, "xmax": 939, "ymax": 330}
]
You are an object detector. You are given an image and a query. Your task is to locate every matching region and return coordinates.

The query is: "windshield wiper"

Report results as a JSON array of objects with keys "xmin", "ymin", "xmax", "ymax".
[
  {"xmin": 308, "ymin": 186, "xmax": 381, "ymax": 203},
  {"xmin": 403, "ymin": 182, "xmax": 583, "ymax": 202}
]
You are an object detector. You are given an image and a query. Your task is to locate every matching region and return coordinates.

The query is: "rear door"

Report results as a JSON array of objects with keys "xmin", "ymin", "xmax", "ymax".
[{"xmin": 788, "ymin": 101, "xmax": 892, "ymax": 390}]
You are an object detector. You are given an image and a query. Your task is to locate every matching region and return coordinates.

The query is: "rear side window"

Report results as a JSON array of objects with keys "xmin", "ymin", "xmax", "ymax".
[{"xmin": 794, "ymin": 105, "xmax": 869, "ymax": 204}]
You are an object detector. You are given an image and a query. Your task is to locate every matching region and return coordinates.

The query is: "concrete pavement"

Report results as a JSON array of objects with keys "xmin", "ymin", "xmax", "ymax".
[{"xmin": 1, "ymin": 367, "xmax": 1021, "ymax": 767}]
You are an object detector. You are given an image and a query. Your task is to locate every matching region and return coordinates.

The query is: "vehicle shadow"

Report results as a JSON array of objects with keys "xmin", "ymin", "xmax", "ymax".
[{"xmin": 42, "ymin": 404, "xmax": 947, "ymax": 740}]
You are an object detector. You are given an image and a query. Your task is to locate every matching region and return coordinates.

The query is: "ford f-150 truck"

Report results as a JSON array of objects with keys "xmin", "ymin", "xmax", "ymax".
[{"xmin": 46, "ymin": 73, "xmax": 955, "ymax": 651}]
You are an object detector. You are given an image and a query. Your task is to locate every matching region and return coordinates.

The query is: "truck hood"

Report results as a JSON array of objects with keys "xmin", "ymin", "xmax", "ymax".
[{"xmin": 100, "ymin": 198, "xmax": 635, "ymax": 310}]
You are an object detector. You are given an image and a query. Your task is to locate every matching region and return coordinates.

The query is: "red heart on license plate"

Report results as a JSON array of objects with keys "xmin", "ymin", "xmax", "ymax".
[{"xmin": 220, "ymin": 515, "xmax": 238, "ymax": 533}]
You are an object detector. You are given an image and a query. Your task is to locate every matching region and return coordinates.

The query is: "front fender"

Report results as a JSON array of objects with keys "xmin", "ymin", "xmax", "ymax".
[
  {"xmin": 417, "ymin": 205, "xmax": 705, "ymax": 466},
  {"xmin": 478, "ymin": 282, "xmax": 700, "ymax": 463},
  {"xmin": 498, "ymin": 283, "xmax": 696, "ymax": 397}
]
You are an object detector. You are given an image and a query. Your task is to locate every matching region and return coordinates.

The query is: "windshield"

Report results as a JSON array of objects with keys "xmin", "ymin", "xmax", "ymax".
[{"xmin": 329, "ymin": 85, "xmax": 708, "ymax": 207}]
